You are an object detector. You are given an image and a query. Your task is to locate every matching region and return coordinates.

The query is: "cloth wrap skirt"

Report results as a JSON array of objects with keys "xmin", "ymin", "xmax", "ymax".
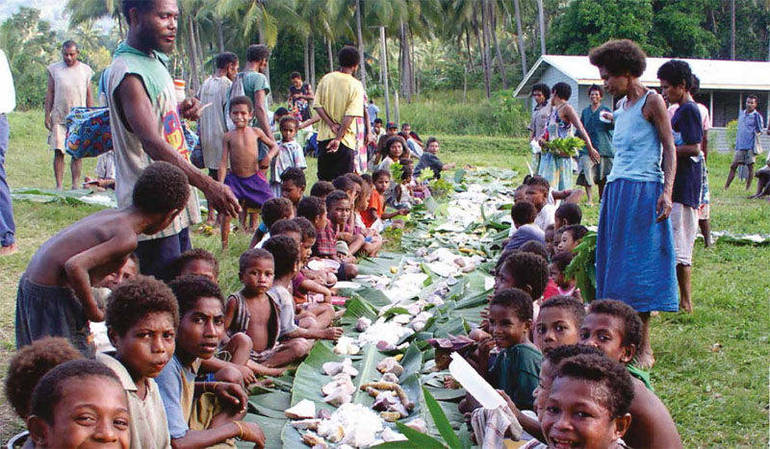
[{"xmin": 595, "ymin": 179, "xmax": 678, "ymax": 312}]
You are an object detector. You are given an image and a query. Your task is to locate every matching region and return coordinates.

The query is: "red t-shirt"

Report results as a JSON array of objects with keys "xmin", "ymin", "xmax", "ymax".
[
  {"xmin": 542, "ymin": 278, "xmax": 560, "ymax": 301},
  {"xmin": 364, "ymin": 190, "xmax": 385, "ymax": 227}
]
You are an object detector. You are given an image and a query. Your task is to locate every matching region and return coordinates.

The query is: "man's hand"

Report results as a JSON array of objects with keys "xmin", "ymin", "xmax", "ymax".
[
  {"xmin": 330, "ymin": 123, "xmax": 341, "ymax": 135},
  {"xmin": 179, "ymin": 97, "xmax": 203, "ymax": 121},
  {"xmin": 204, "ymin": 181, "xmax": 241, "ymax": 218},
  {"xmin": 589, "ymin": 147, "xmax": 600, "ymax": 164},
  {"xmin": 327, "ymin": 138, "xmax": 341, "ymax": 152},
  {"xmin": 44, "ymin": 116, "xmax": 52, "ymax": 131},
  {"xmin": 656, "ymin": 192, "xmax": 672, "ymax": 222},
  {"xmin": 236, "ymin": 421, "xmax": 266, "ymax": 447},
  {"xmin": 397, "ymin": 208, "xmax": 410, "ymax": 216},
  {"xmin": 214, "ymin": 382, "xmax": 248, "ymax": 412},
  {"xmin": 322, "ymin": 327, "xmax": 344, "ymax": 340}
]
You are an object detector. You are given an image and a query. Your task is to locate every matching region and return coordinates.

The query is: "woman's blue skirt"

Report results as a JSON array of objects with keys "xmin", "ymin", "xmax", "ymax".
[{"xmin": 596, "ymin": 179, "xmax": 678, "ymax": 312}]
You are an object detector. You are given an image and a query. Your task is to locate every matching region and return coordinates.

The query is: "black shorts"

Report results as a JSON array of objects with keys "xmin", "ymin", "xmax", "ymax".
[{"xmin": 317, "ymin": 139, "xmax": 355, "ymax": 181}]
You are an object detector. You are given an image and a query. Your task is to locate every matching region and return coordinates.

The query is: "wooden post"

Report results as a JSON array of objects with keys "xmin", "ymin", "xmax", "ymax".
[{"xmin": 709, "ymin": 90, "xmax": 714, "ymax": 125}]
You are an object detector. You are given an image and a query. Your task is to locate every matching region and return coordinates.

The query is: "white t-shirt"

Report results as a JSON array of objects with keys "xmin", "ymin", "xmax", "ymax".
[{"xmin": 535, "ymin": 204, "xmax": 556, "ymax": 231}]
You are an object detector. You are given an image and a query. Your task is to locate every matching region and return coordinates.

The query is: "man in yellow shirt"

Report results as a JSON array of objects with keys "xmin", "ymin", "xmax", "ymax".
[{"xmin": 313, "ymin": 46, "xmax": 364, "ymax": 181}]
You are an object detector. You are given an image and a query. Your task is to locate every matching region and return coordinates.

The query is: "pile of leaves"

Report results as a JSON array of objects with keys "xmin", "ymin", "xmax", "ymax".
[
  {"xmin": 564, "ymin": 232, "xmax": 597, "ymax": 302},
  {"xmin": 541, "ymin": 136, "xmax": 584, "ymax": 157}
]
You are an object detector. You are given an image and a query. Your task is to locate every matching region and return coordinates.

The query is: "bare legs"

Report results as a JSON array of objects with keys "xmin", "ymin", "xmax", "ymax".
[
  {"xmin": 725, "ymin": 162, "xmax": 753, "ymax": 190},
  {"xmin": 676, "ymin": 264, "xmax": 693, "ymax": 313},
  {"xmin": 53, "ymin": 150, "xmax": 82, "ymax": 190},
  {"xmin": 637, "ymin": 312, "xmax": 654, "ymax": 369}
]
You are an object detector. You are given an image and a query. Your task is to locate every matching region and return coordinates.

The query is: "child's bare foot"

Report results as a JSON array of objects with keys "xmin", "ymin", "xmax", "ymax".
[
  {"xmin": 636, "ymin": 348, "xmax": 655, "ymax": 370},
  {"xmin": 0, "ymin": 243, "xmax": 18, "ymax": 256}
]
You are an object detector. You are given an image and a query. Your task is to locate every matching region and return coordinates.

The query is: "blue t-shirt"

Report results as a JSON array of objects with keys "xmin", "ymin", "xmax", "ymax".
[
  {"xmin": 671, "ymin": 102, "xmax": 703, "ymax": 208},
  {"xmin": 155, "ymin": 355, "xmax": 197, "ymax": 439},
  {"xmin": 736, "ymin": 109, "xmax": 764, "ymax": 151}
]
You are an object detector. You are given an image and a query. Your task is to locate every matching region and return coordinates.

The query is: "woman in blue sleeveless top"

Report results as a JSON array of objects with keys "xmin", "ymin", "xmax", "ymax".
[
  {"xmin": 538, "ymin": 82, "xmax": 598, "ymax": 190},
  {"xmin": 589, "ymin": 40, "xmax": 678, "ymax": 369}
]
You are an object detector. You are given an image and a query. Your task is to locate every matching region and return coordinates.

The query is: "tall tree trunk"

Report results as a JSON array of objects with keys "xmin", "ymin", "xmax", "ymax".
[
  {"xmin": 399, "ymin": 21, "xmax": 413, "ymax": 103},
  {"xmin": 410, "ymin": 27, "xmax": 416, "ymax": 96},
  {"xmin": 309, "ymin": 37, "xmax": 316, "ymax": 86},
  {"xmin": 464, "ymin": 28, "xmax": 473, "ymax": 71},
  {"xmin": 475, "ymin": 7, "xmax": 490, "ymax": 99},
  {"xmin": 194, "ymin": 20, "xmax": 205, "ymax": 76},
  {"xmin": 380, "ymin": 26, "xmax": 390, "ymax": 123},
  {"xmin": 215, "ymin": 18, "xmax": 225, "ymax": 53},
  {"xmin": 491, "ymin": 3, "xmax": 508, "ymax": 89},
  {"xmin": 355, "ymin": 0, "xmax": 367, "ymax": 90},
  {"xmin": 304, "ymin": 35, "xmax": 310, "ymax": 81},
  {"xmin": 512, "ymin": 1, "xmax": 528, "ymax": 76},
  {"xmin": 187, "ymin": 15, "xmax": 200, "ymax": 93},
  {"xmin": 327, "ymin": 38, "xmax": 334, "ymax": 72},
  {"xmin": 536, "ymin": 0, "xmax": 547, "ymax": 55},
  {"xmin": 117, "ymin": 14, "xmax": 125, "ymax": 39},
  {"xmin": 730, "ymin": 0, "xmax": 736, "ymax": 59},
  {"xmin": 258, "ymin": 27, "xmax": 272, "ymax": 104}
]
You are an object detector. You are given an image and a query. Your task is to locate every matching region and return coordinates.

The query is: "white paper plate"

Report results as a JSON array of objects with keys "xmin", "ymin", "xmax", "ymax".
[{"xmin": 307, "ymin": 259, "xmax": 341, "ymax": 271}]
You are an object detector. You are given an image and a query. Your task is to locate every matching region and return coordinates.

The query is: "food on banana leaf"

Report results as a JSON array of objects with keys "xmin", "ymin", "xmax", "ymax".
[
  {"xmin": 380, "ymin": 427, "xmax": 408, "ymax": 442},
  {"xmin": 355, "ymin": 317, "xmax": 372, "ymax": 332},
  {"xmin": 322, "ymin": 358, "xmax": 359, "ymax": 377},
  {"xmin": 285, "ymin": 399, "xmax": 316, "ymax": 419},
  {"xmin": 376, "ymin": 357, "xmax": 405, "ymax": 377},
  {"xmin": 333, "ymin": 336, "xmax": 360, "ymax": 355},
  {"xmin": 301, "ymin": 432, "xmax": 327, "ymax": 448}
]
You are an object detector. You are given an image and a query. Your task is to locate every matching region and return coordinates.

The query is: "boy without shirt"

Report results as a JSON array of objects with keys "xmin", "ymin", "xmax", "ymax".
[
  {"xmin": 218, "ymin": 96, "xmax": 279, "ymax": 248},
  {"xmin": 225, "ymin": 249, "xmax": 311, "ymax": 368},
  {"xmin": 16, "ymin": 162, "xmax": 188, "ymax": 357}
]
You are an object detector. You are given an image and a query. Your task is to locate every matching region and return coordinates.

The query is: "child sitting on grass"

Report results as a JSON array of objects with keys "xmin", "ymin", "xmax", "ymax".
[
  {"xmin": 580, "ymin": 300, "xmax": 683, "ymax": 449},
  {"xmin": 270, "ymin": 219, "xmax": 336, "ymax": 329},
  {"xmin": 545, "ymin": 252, "xmax": 582, "ymax": 301},
  {"xmin": 367, "ymin": 170, "xmax": 409, "ymax": 230},
  {"xmin": 5, "ymin": 337, "xmax": 83, "ymax": 431},
  {"xmin": 309, "ymin": 180, "xmax": 335, "ymax": 202},
  {"xmin": 16, "ymin": 161, "xmax": 189, "ymax": 356},
  {"xmin": 172, "ymin": 248, "xmax": 220, "ymax": 282},
  {"xmin": 480, "ymin": 288, "xmax": 542, "ymax": 411},
  {"xmin": 270, "ymin": 116, "xmax": 307, "ymax": 197},
  {"xmin": 415, "ymin": 136, "xmax": 455, "ymax": 179},
  {"xmin": 557, "ymin": 224, "xmax": 589, "ymax": 253},
  {"xmin": 533, "ymin": 295, "xmax": 585, "ymax": 353},
  {"xmin": 280, "ymin": 167, "xmax": 307, "ymax": 212},
  {"xmin": 297, "ymin": 196, "xmax": 359, "ymax": 280},
  {"xmin": 250, "ymin": 197, "xmax": 295, "ymax": 248},
  {"xmin": 554, "ymin": 202, "xmax": 582, "ymax": 231},
  {"xmin": 388, "ymin": 167, "xmax": 420, "ymax": 211},
  {"xmin": 494, "ymin": 251, "xmax": 550, "ymax": 302},
  {"xmin": 294, "ymin": 216, "xmax": 338, "ymax": 288},
  {"xmin": 219, "ymin": 96, "xmax": 279, "ymax": 245},
  {"xmin": 262, "ymin": 236, "xmax": 344, "ymax": 340},
  {"xmin": 532, "ymin": 353, "xmax": 634, "ymax": 449},
  {"xmin": 525, "ymin": 176, "xmax": 557, "ymax": 231},
  {"xmin": 99, "ymin": 275, "xmax": 179, "ymax": 449},
  {"xmin": 26, "ymin": 360, "xmax": 131, "ymax": 449},
  {"xmin": 327, "ymin": 190, "xmax": 367, "ymax": 257},
  {"xmin": 505, "ymin": 200, "xmax": 546, "ymax": 252},
  {"xmin": 225, "ymin": 249, "xmax": 311, "ymax": 369},
  {"xmin": 377, "ymin": 136, "xmax": 406, "ymax": 172},
  {"xmin": 160, "ymin": 276, "xmax": 265, "ymax": 449}
]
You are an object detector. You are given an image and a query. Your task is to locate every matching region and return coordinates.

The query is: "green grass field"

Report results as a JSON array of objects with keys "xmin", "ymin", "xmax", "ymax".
[{"xmin": 0, "ymin": 110, "xmax": 768, "ymax": 447}]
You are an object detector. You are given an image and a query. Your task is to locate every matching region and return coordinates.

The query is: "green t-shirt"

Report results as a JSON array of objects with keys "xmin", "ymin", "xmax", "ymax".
[
  {"xmin": 242, "ymin": 70, "xmax": 270, "ymax": 123},
  {"xmin": 579, "ymin": 105, "xmax": 614, "ymax": 157},
  {"xmin": 488, "ymin": 343, "xmax": 542, "ymax": 410}
]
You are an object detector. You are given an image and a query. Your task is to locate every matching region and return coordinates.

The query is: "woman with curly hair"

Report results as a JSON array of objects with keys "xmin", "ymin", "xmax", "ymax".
[{"xmin": 588, "ymin": 39, "xmax": 678, "ymax": 369}]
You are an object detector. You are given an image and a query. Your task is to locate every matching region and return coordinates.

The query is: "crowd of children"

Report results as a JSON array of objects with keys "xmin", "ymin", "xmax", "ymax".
[{"xmin": 444, "ymin": 172, "xmax": 684, "ymax": 449}]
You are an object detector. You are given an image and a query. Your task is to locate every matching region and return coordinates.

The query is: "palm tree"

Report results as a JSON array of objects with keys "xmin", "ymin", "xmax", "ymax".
[
  {"xmin": 512, "ymin": 0, "xmax": 528, "ymax": 76},
  {"xmin": 355, "ymin": 0, "xmax": 366, "ymax": 89},
  {"xmin": 65, "ymin": 0, "xmax": 124, "ymax": 37},
  {"xmin": 536, "ymin": 0, "xmax": 546, "ymax": 56}
]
